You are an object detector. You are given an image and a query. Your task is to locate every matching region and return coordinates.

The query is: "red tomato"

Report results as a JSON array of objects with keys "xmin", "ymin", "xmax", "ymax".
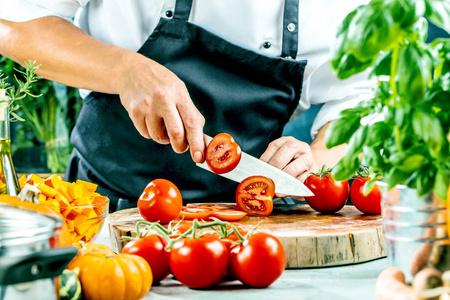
[
  {"xmin": 193, "ymin": 203, "xmax": 239, "ymax": 210},
  {"xmin": 350, "ymin": 177, "xmax": 381, "ymax": 214},
  {"xmin": 121, "ymin": 234, "xmax": 170, "ymax": 283},
  {"xmin": 304, "ymin": 173, "xmax": 349, "ymax": 213},
  {"xmin": 206, "ymin": 133, "xmax": 242, "ymax": 174},
  {"xmin": 211, "ymin": 210, "xmax": 247, "ymax": 221},
  {"xmin": 138, "ymin": 179, "xmax": 182, "ymax": 224},
  {"xmin": 169, "ymin": 237, "xmax": 229, "ymax": 288},
  {"xmin": 229, "ymin": 232, "xmax": 286, "ymax": 287},
  {"xmin": 236, "ymin": 176, "xmax": 275, "ymax": 216},
  {"xmin": 178, "ymin": 206, "xmax": 216, "ymax": 220}
]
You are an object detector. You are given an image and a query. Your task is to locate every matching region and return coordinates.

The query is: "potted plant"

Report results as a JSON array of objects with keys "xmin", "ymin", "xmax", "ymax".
[{"xmin": 323, "ymin": 0, "xmax": 450, "ymax": 281}]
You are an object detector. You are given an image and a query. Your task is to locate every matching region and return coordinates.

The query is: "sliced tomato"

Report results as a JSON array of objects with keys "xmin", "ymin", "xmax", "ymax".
[
  {"xmin": 236, "ymin": 176, "xmax": 275, "ymax": 217},
  {"xmin": 211, "ymin": 210, "xmax": 247, "ymax": 221},
  {"xmin": 177, "ymin": 206, "xmax": 216, "ymax": 220},
  {"xmin": 206, "ymin": 133, "xmax": 242, "ymax": 174},
  {"xmin": 193, "ymin": 203, "xmax": 239, "ymax": 210}
]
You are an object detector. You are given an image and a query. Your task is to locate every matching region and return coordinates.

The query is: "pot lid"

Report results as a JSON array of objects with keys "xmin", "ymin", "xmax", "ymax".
[{"xmin": 0, "ymin": 203, "xmax": 62, "ymax": 249}]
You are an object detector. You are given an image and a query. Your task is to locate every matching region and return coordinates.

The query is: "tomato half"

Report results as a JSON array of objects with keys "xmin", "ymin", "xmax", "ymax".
[
  {"xmin": 178, "ymin": 206, "xmax": 216, "ymax": 220},
  {"xmin": 169, "ymin": 237, "xmax": 229, "ymax": 288},
  {"xmin": 210, "ymin": 210, "xmax": 247, "ymax": 221},
  {"xmin": 206, "ymin": 133, "xmax": 242, "ymax": 174},
  {"xmin": 229, "ymin": 232, "xmax": 286, "ymax": 287},
  {"xmin": 193, "ymin": 203, "xmax": 239, "ymax": 210},
  {"xmin": 138, "ymin": 179, "xmax": 182, "ymax": 224},
  {"xmin": 304, "ymin": 173, "xmax": 349, "ymax": 213},
  {"xmin": 236, "ymin": 176, "xmax": 275, "ymax": 216},
  {"xmin": 350, "ymin": 177, "xmax": 381, "ymax": 214},
  {"xmin": 121, "ymin": 235, "xmax": 170, "ymax": 283}
]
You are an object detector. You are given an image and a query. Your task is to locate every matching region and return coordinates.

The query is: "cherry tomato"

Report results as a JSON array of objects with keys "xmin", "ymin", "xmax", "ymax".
[
  {"xmin": 121, "ymin": 235, "xmax": 170, "ymax": 283},
  {"xmin": 304, "ymin": 173, "xmax": 349, "ymax": 213},
  {"xmin": 178, "ymin": 206, "xmax": 216, "ymax": 220},
  {"xmin": 210, "ymin": 210, "xmax": 248, "ymax": 221},
  {"xmin": 229, "ymin": 232, "xmax": 286, "ymax": 287},
  {"xmin": 138, "ymin": 179, "xmax": 182, "ymax": 224},
  {"xmin": 169, "ymin": 236, "xmax": 229, "ymax": 288},
  {"xmin": 206, "ymin": 133, "xmax": 242, "ymax": 174},
  {"xmin": 350, "ymin": 177, "xmax": 381, "ymax": 214},
  {"xmin": 236, "ymin": 176, "xmax": 275, "ymax": 216}
]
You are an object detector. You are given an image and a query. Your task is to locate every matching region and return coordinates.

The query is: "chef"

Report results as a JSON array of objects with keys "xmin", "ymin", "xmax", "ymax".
[{"xmin": 0, "ymin": 0, "xmax": 372, "ymax": 211}]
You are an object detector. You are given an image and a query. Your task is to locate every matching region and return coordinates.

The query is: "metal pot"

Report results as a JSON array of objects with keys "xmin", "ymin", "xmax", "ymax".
[
  {"xmin": 379, "ymin": 183, "xmax": 449, "ymax": 282},
  {"xmin": 0, "ymin": 203, "xmax": 78, "ymax": 300}
]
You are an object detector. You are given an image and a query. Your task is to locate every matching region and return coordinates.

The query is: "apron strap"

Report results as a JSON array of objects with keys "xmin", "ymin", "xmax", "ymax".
[
  {"xmin": 173, "ymin": 0, "xmax": 193, "ymax": 21},
  {"xmin": 174, "ymin": 0, "xmax": 300, "ymax": 59},
  {"xmin": 281, "ymin": 0, "xmax": 300, "ymax": 59}
]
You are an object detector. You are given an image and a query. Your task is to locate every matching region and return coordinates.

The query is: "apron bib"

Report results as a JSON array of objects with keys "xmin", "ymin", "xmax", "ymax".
[{"xmin": 66, "ymin": 0, "xmax": 307, "ymax": 211}]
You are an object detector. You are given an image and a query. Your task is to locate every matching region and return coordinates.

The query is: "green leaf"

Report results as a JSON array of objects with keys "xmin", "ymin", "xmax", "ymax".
[
  {"xmin": 331, "ymin": 155, "xmax": 360, "ymax": 181},
  {"xmin": 331, "ymin": 53, "xmax": 375, "ymax": 80},
  {"xmin": 385, "ymin": 167, "xmax": 414, "ymax": 190},
  {"xmin": 416, "ymin": 166, "xmax": 436, "ymax": 197},
  {"xmin": 390, "ymin": 0, "xmax": 426, "ymax": 29},
  {"xmin": 345, "ymin": 125, "xmax": 368, "ymax": 158},
  {"xmin": 412, "ymin": 108, "xmax": 446, "ymax": 160},
  {"xmin": 372, "ymin": 50, "xmax": 392, "ymax": 76},
  {"xmin": 425, "ymin": 0, "xmax": 450, "ymax": 34},
  {"xmin": 434, "ymin": 168, "xmax": 449, "ymax": 200},
  {"xmin": 397, "ymin": 43, "xmax": 433, "ymax": 105},
  {"xmin": 365, "ymin": 121, "xmax": 392, "ymax": 147},
  {"xmin": 325, "ymin": 114, "xmax": 361, "ymax": 148},
  {"xmin": 388, "ymin": 152, "xmax": 427, "ymax": 172},
  {"xmin": 362, "ymin": 146, "xmax": 386, "ymax": 171}
]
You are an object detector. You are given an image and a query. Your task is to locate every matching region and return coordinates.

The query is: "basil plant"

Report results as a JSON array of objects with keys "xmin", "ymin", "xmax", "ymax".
[{"xmin": 325, "ymin": 0, "xmax": 450, "ymax": 200}]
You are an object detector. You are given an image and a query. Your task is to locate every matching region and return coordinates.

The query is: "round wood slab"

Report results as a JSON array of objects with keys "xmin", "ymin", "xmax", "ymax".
[{"xmin": 108, "ymin": 204, "xmax": 386, "ymax": 268}]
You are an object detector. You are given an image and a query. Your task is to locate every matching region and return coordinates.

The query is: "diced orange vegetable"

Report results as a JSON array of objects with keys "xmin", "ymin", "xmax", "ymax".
[
  {"xmin": 28, "ymin": 174, "xmax": 45, "ymax": 185},
  {"xmin": 92, "ymin": 196, "xmax": 108, "ymax": 204},
  {"xmin": 66, "ymin": 220, "xmax": 75, "ymax": 232},
  {"xmin": 36, "ymin": 183, "xmax": 58, "ymax": 198},
  {"xmin": 56, "ymin": 185, "xmax": 73, "ymax": 203},
  {"xmin": 61, "ymin": 207, "xmax": 82, "ymax": 220},
  {"xmin": 73, "ymin": 197, "xmax": 91, "ymax": 207},
  {"xmin": 18, "ymin": 175, "xmax": 27, "ymax": 190},
  {"xmin": 76, "ymin": 179, "xmax": 98, "ymax": 193},
  {"xmin": 38, "ymin": 193, "xmax": 47, "ymax": 203},
  {"xmin": 55, "ymin": 193, "xmax": 70, "ymax": 208},
  {"xmin": 69, "ymin": 184, "xmax": 92, "ymax": 201},
  {"xmin": 44, "ymin": 174, "xmax": 62, "ymax": 189}
]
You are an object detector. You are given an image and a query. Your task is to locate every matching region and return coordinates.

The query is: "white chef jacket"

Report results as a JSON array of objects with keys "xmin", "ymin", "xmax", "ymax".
[{"xmin": 0, "ymin": 0, "xmax": 373, "ymax": 139}]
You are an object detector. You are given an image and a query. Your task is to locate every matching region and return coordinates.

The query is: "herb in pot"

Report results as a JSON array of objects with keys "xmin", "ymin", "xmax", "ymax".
[{"xmin": 325, "ymin": 0, "xmax": 450, "ymax": 200}]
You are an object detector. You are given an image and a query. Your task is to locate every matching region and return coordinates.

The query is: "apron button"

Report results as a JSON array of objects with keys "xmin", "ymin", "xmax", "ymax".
[
  {"xmin": 165, "ymin": 10, "xmax": 173, "ymax": 18},
  {"xmin": 287, "ymin": 23, "xmax": 296, "ymax": 32},
  {"xmin": 263, "ymin": 41, "xmax": 272, "ymax": 49}
]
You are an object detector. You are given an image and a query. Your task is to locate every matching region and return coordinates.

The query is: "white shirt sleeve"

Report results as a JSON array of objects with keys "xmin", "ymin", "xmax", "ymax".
[
  {"xmin": 0, "ymin": 0, "xmax": 89, "ymax": 22},
  {"xmin": 306, "ymin": 62, "xmax": 376, "ymax": 139}
]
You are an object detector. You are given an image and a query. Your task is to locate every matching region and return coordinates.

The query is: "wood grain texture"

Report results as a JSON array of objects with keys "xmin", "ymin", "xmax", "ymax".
[{"xmin": 108, "ymin": 204, "xmax": 386, "ymax": 268}]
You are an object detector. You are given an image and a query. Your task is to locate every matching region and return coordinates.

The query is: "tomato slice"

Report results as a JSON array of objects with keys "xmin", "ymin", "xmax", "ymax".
[
  {"xmin": 177, "ymin": 206, "xmax": 216, "ymax": 220},
  {"xmin": 236, "ymin": 176, "xmax": 275, "ymax": 217},
  {"xmin": 206, "ymin": 133, "xmax": 242, "ymax": 174},
  {"xmin": 193, "ymin": 203, "xmax": 239, "ymax": 210},
  {"xmin": 210, "ymin": 210, "xmax": 247, "ymax": 221}
]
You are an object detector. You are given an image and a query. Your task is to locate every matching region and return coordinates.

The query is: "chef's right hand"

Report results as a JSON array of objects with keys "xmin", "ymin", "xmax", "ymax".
[{"xmin": 118, "ymin": 59, "xmax": 206, "ymax": 163}]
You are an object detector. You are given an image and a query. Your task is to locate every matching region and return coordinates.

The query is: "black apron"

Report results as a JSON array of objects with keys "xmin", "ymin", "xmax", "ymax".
[{"xmin": 66, "ymin": 0, "xmax": 307, "ymax": 211}]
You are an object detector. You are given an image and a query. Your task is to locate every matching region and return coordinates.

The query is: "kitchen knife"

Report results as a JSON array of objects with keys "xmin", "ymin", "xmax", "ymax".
[{"xmin": 196, "ymin": 135, "xmax": 314, "ymax": 197}]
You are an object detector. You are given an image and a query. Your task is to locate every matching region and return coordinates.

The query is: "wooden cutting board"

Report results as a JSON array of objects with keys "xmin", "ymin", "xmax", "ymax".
[{"xmin": 108, "ymin": 204, "xmax": 386, "ymax": 268}]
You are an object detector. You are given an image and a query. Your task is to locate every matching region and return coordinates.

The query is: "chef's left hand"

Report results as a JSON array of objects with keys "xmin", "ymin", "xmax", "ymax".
[{"xmin": 260, "ymin": 136, "xmax": 318, "ymax": 199}]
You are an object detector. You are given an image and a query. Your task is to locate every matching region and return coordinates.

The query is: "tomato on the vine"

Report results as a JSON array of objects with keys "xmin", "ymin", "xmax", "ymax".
[
  {"xmin": 206, "ymin": 133, "xmax": 242, "ymax": 174},
  {"xmin": 121, "ymin": 234, "xmax": 170, "ymax": 283},
  {"xmin": 350, "ymin": 177, "xmax": 381, "ymax": 214},
  {"xmin": 138, "ymin": 179, "xmax": 182, "ymax": 224},
  {"xmin": 169, "ymin": 236, "xmax": 228, "ymax": 288},
  {"xmin": 304, "ymin": 167, "xmax": 349, "ymax": 213},
  {"xmin": 229, "ymin": 232, "xmax": 286, "ymax": 287},
  {"xmin": 236, "ymin": 176, "xmax": 275, "ymax": 216}
]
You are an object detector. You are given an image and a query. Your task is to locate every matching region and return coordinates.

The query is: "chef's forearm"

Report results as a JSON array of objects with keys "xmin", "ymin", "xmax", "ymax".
[
  {"xmin": 310, "ymin": 121, "xmax": 347, "ymax": 169},
  {"xmin": 0, "ymin": 16, "xmax": 141, "ymax": 94}
]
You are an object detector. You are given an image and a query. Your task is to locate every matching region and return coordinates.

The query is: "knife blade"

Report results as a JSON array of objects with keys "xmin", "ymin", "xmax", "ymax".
[{"xmin": 196, "ymin": 135, "xmax": 314, "ymax": 197}]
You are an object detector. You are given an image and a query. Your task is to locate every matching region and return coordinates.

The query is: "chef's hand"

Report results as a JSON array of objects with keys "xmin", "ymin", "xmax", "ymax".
[
  {"xmin": 260, "ymin": 136, "xmax": 318, "ymax": 199},
  {"xmin": 118, "ymin": 59, "xmax": 206, "ymax": 163}
]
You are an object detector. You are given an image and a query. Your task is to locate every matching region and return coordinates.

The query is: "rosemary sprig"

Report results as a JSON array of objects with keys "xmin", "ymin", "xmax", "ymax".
[{"xmin": 0, "ymin": 60, "xmax": 41, "ymax": 121}]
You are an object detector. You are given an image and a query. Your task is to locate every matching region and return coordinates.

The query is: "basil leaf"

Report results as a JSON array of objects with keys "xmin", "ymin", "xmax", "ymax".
[
  {"xmin": 362, "ymin": 146, "xmax": 386, "ymax": 170},
  {"xmin": 331, "ymin": 53, "xmax": 375, "ymax": 80},
  {"xmin": 325, "ymin": 115, "xmax": 361, "ymax": 148},
  {"xmin": 365, "ymin": 121, "xmax": 392, "ymax": 147},
  {"xmin": 434, "ymin": 168, "xmax": 449, "ymax": 200},
  {"xmin": 372, "ymin": 51, "xmax": 392, "ymax": 76},
  {"xmin": 390, "ymin": 0, "xmax": 426, "ymax": 28},
  {"xmin": 385, "ymin": 167, "xmax": 413, "ymax": 190},
  {"xmin": 412, "ymin": 108, "xmax": 446, "ymax": 160},
  {"xmin": 397, "ymin": 43, "xmax": 433, "ymax": 105},
  {"xmin": 425, "ymin": 0, "xmax": 450, "ymax": 34},
  {"xmin": 389, "ymin": 152, "xmax": 427, "ymax": 172},
  {"xmin": 345, "ymin": 125, "xmax": 368, "ymax": 158},
  {"xmin": 332, "ymin": 155, "xmax": 360, "ymax": 181},
  {"xmin": 416, "ymin": 166, "xmax": 436, "ymax": 197}
]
